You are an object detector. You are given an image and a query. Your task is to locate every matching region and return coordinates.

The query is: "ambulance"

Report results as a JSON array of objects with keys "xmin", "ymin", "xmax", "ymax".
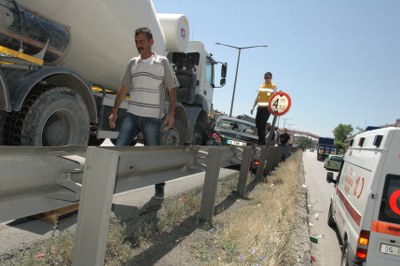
[{"xmin": 326, "ymin": 127, "xmax": 400, "ymax": 265}]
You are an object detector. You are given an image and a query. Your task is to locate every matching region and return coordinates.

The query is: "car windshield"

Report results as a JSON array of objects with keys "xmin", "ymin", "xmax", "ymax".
[
  {"xmin": 216, "ymin": 118, "xmax": 257, "ymax": 137},
  {"xmin": 330, "ymin": 156, "xmax": 343, "ymax": 162}
]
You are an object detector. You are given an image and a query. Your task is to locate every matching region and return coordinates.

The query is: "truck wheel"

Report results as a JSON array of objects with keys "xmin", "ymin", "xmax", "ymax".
[
  {"xmin": 7, "ymin": 86, "xmax": 90, "ymax": 146},
  {"xmin": 162, "ymin": 119, "xmax": 184, "ymax": 145},
  {"xmin": 327, "ymin": 202, "xmax": 336, "ymax": 228},
  {"xmin": 340, "ymin": 240, "xmax": 350, "ymax": 266},
  {"xmin": 192, "ymin": 124, "xmax": 206, "ymax": 145},
  {"xmin": 0, "ymin": 111, "xmax": 7, "ymax": 145}
]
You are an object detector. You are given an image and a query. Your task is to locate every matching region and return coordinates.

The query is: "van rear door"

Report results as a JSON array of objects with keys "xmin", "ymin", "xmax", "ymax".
[
  {"xmin": 367, "ymin": 174, "xmax": 400, "ymax": 265},
  {"xmin": 366, "ymin": 130, "xmax": 400, "ymax": 266}
]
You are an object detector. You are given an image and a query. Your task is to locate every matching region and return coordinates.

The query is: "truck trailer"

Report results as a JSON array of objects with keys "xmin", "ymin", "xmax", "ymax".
[
  {"xmin": 317, "ymin": 137, "xmax": 336, "ymax": 160},
  {"xmin": 0, "ymin": 0, "xmax": 226, "ymax": 146}
]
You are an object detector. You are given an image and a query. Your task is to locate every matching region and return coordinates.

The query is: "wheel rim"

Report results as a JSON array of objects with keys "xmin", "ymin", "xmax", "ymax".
[
  {"xmin": 164, "ymin": 128, "xmax": 180, "ymax": 145},
  {"xmin": 42, "ymin": 110, "xmax": 73, "ymax": 146}
]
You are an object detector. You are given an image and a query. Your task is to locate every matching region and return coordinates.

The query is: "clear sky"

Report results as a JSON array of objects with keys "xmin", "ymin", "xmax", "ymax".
[{"xmin": 153, "ymin": 0, "xmax": 400, "ymax": 138}]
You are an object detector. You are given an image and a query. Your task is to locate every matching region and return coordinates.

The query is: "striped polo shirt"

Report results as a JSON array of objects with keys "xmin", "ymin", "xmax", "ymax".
[{"xmin": 120, "ymin": 52, "xmax": 179, "ymax": 119}]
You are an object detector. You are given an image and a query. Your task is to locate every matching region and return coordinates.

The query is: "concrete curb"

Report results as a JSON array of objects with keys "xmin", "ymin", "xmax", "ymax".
[{"xmin": 293, "ymin": 155, "xmax": 312, "ymax": 265}]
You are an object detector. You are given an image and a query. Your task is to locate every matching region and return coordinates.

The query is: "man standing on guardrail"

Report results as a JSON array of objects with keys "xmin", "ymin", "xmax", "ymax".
[
  {"xmin": 250, "ymin": 72, "xmax": 277, "ymax": 145},
  {"xmin": 108, "ymin": 27, "xmax": 179, "ymax": 200}
]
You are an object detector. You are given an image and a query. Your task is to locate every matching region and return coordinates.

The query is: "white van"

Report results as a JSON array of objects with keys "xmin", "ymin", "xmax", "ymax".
[{"xmin": 326, "ymin": 127, "xmax": 400, "ymax": 265}]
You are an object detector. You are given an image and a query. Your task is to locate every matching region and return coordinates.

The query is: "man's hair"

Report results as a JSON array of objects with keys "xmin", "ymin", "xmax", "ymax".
[
  {"xmin": 264, "ymin": 72, "xmax": 272, "ymax": 78},
  {"xmin": 135, "ymin": 27, "xmax": 153, "ymax": 40}
]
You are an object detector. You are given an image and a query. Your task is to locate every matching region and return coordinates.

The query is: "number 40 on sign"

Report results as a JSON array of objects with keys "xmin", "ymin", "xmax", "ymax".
[{"xmin": 268, "ymin": 91, "xmax": 292, "ymax": 117}]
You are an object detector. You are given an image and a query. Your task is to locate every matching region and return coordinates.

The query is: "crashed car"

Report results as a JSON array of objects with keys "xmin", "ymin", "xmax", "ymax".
[{"xmin": 207, "ymin": 116, "xmax": 258, "ymax": 146}]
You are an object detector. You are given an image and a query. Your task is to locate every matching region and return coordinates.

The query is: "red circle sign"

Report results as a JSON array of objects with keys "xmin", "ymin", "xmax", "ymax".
[
  {"xmin": 389, "ymin": 190, "xmax": 400, "ymax": 215},
  {"xmin": 268, "ymin": 91, "xmax": 292, "ymax": 116}
]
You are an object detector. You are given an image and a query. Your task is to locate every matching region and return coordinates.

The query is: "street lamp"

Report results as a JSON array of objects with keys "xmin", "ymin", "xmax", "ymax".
[
  {"xmin": 287, "ymin": 123, "xmax": 296, "ymax": 130},
  {"xmin": 215, "ymin": 42, "xmax": 268, "ymax": 116},
  {"xmin": 281, "ymin": 118, "xmax": 293, "ymax": 129}
]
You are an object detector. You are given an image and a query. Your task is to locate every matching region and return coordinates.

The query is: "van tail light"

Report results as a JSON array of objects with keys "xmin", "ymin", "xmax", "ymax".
[
  {"xmin": 356, "ymin": 230, "xmax": 370, "ymax": 260},
  {"xmin": 209, "ymin": 132, "xmax": 222, "ymax": 143}
]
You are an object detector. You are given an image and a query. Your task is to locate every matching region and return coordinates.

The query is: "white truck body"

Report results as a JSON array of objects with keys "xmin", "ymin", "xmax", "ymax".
[
  {"xmin": 327, "ymin": 127, "xmax": 400, "ymax": 265},
  {"xmin": 11, "ymin": 0, "xmax": 187, "ymax": 90}
]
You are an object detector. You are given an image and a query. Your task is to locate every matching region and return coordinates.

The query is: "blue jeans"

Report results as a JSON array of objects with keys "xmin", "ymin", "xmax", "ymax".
[
  {"xmin": 116, "ymin": 113, "xmax": 161, "ymax": 146},
  {"xmin": 116, "ymin": 113, "xmax": 165, "ymax": 191}
]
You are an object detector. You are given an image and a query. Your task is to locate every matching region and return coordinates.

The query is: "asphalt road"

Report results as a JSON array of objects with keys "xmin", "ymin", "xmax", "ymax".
[{"xmin": 303, "ymin": 150, "xmax": 342, "ymax": 265}]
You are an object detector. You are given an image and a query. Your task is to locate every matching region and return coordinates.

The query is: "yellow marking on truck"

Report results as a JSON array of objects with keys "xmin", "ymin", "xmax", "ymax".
[{"xmin": 0, "ymin": 45, "xmax": 43, "ymax": 65}]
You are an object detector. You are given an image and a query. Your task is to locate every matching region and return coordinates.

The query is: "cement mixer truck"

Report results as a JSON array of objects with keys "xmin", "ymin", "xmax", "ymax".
[{"xmin": 0, "ymin": 0, "xmax": 227, "ymax": 146}]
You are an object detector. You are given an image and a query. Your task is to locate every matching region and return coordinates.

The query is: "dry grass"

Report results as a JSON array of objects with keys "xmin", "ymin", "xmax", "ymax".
[
  {"xmin": 2, "ymin": 151, "xmax": 304, "ymax": 266},
  {"xmin": 211, "ymin": 151, "xmax": 302, "ymax": 265}
]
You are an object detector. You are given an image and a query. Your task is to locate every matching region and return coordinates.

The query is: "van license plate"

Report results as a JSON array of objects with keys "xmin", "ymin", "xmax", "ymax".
[{"xmin": 380, "ymin": 243, "xmax": 400, "ymax": 256}]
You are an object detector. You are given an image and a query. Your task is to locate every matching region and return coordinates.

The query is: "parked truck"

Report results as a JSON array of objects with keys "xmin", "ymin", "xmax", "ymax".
[
  {"xmin": 317, "ymin": 137, "xmax": 336, "ymax": 160},
  {"xmin": 0, "ymin": 0, "xmax": 226, "ymax": 146}
]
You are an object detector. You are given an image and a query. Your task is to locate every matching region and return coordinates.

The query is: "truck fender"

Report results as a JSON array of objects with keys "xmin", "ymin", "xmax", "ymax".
[
  {"xmin": 194, "ymin": 94, "xmax": 211, "ymax": 114},
  {"xmin": 2, "ymin": 66, "xmax": 97, "ymax": 123},
  {"xmin": 174, "ymin": 103, "xmax": 189, "ymax": 143},
  {"xmin": 0, "ymin": 69, "xmax": 11, "ymax": 112}
]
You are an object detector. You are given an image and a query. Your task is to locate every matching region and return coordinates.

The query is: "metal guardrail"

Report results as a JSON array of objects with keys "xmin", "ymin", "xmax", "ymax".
[
  {"xmin": 0, "ymin": 144, "xmax": 296, "ymax": 265},
  {"xmin": 0, "ymin": 145, "xmax": 243, "ymax": 223}
]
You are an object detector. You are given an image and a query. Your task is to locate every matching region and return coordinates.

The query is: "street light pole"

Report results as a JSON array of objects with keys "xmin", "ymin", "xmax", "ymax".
[
  {"xmin": 230, "ymin": 48, "xmax": 241, "ymax": 117},
  {"xmin": 282, "ymin": 118, "xmax": 293, "ymax": 129},
  {"xmin": 215, "ymin": 42, "xmax": 268, "ymax": 117}
]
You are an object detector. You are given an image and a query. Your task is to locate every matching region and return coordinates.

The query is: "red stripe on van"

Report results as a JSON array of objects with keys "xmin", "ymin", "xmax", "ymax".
[
  {"xmin": 372, "ymin": 221, "xmax": 400, "ymax": 237},
  {"xmin": 338, "ymin": 188, "xmax": 361, "ymax": 226}
]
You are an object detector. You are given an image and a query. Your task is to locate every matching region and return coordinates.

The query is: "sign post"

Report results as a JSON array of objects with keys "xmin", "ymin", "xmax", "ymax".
[{"xmin": 258, "ymin": 91, "xmax": 292, "ymax": 179}]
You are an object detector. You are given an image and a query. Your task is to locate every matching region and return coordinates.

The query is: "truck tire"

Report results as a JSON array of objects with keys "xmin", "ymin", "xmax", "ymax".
[
  {"xmin": 0, "ymin": 111, "xmax": 7, "ymax": 145},
  {"xmin": 327, "ymin": 202, "xmax": 336, "ymax": 228},
  {"xmin": 162, "ymin": 119, "xmax": 184, "ymax": 145},
  {"xmin": 5, "ymin": 86, "xmax": 90, "ymax": 146},
  {"xmin": 192, "ymin": 124, "xmax": 206, "ymax": 145},
  {"xmin": 340, "ymin": 240, "xmax": 350, "ymax": 266}
]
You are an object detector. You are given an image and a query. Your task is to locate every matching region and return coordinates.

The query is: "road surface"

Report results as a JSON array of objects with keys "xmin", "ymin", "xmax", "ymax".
[{"xmin": 303, "ymin": 150, "xmax": 342, "ymax": 265}]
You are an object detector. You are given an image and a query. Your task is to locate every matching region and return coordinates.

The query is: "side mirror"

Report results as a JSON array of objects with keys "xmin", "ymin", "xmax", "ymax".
[
  {"xmin": 221, "ymin": 63, "xmax": 227, "ymax": 78},
  {"xmin": 326, "ymin": 172, "xmax": 336, "ymax": 184}
]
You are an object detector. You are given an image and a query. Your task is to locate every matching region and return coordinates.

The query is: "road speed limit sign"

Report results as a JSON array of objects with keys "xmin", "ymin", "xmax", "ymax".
[{"xmin": 268, "ymin": 91, "xmax": 292, "ymax": 116}]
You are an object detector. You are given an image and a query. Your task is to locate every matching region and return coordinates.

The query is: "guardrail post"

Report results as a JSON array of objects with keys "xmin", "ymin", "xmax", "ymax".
[
  {"xmin": 236, "ymin": 146, "xmax": 253, "ymax": 197},
  {"xmin": 72, "ymin": 147, "xmax": 119, "ymax": 266},
  {"xmin": 256, "ymin": 145, "xmax": 268, "ymax": 180},
  {"xmin": 199, "ymin": 148, "xmax": 222, "ymax": 225},
  {"xmin": 263, "ymin": 147, "xmax": 272, "ymax": 177}
]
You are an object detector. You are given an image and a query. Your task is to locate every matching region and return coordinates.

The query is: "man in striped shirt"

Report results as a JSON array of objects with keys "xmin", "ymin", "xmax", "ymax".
[{"xmin": 108, "ymin": 27, "xmax": 179, "ymax": 199}]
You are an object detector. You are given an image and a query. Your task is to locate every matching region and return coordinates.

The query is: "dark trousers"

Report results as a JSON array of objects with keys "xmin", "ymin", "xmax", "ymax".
[{"xmin": 255, "ymin": 107, "xmax": 271, "ymax": 145}]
